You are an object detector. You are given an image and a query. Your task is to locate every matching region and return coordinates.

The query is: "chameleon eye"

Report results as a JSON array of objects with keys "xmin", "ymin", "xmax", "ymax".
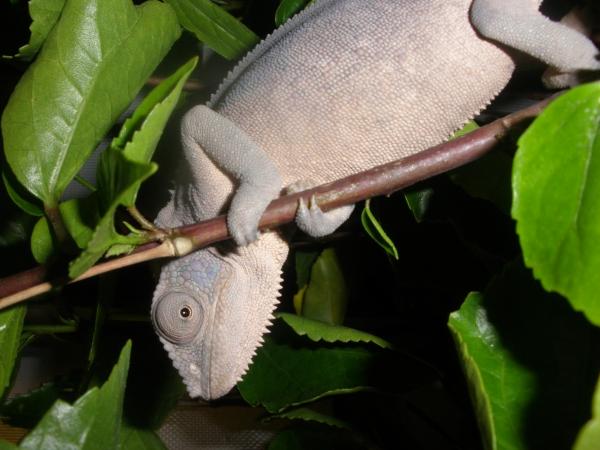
[{"xmin": 152, "ymin": 292, "xmax": 203, "ymax": 344}]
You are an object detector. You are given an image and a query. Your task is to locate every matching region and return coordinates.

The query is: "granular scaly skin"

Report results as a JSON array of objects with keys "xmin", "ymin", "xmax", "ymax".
[{"xmin": 152, "ymin": 0, "xmax": 599, "ymax": 400}]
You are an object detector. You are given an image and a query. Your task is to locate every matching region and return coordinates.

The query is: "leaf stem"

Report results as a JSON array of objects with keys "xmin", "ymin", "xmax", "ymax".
[
  {"xmin": 74, "ymin": 175, "xmax": 96, "ymax": 192},
  {"xmin": 127, "ymin": 206, "xmax": 158, "ymax": 231},
  {"xmin": 44, "ymin": 205, "xmax": 70, "ymax": 246},
  {"xmin": 23, "ymin": 324, "xmax": 78, "ymax": 334}
]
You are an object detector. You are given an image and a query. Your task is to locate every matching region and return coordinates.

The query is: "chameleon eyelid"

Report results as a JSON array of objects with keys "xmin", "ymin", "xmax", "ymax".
[{"xmin": 152, "ymin": 292, "xmax": 204, "ymax": 345}]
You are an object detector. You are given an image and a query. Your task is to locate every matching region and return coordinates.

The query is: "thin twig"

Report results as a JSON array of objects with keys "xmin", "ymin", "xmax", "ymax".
[{"xmin": 0, "ymin": 95, "xmax": 554, "ymax": 310}]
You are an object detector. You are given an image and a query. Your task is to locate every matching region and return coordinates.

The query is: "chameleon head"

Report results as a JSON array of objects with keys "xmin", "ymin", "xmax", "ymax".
[{"xmin": 151, "ymin": 236, "xmax": 285, "ymax": 400}]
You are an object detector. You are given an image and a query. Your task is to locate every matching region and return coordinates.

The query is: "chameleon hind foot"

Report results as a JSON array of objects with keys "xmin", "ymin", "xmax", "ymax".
[
  {"xmin": 296, "ymin": 196, "xmax": 354, "ymax": 237},
  {"xmin": 287, "ymin": 181, "xmax": 354, "ymax": 238}
]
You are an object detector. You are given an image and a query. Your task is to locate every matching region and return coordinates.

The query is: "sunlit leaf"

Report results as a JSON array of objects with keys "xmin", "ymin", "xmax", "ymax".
[
  {"xmin": 9, "ymin": 0, "xmax": 65, "ymax": 60},
  {"xmin": 448, "ymin": 261, "xmax": 600, "ymax": 450},
  {"xmin": 102, "ymin": 57, "xmax": 198, "ymax": 207},
  {"xmin": 2, "ymin": 0, "xmax": 179, "ymax": 207},
  {"xmin": 165, "ymin": 0, "xmax": 258, "ymax": 60},
  {"xmin": 512, "ymin": 83, "xmax": 600, "ymax": 325}
]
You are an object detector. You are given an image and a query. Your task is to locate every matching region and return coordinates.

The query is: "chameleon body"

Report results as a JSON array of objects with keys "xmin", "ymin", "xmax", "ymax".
[{"xmin": 152, "ymin": 0, "xmax": 599, "ymax": 399}]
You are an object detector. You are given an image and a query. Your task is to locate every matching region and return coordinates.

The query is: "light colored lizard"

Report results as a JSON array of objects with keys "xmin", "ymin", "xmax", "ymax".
[{"xmin": 151, "ymin": 0, "xmax": 599, "ymax": 399}]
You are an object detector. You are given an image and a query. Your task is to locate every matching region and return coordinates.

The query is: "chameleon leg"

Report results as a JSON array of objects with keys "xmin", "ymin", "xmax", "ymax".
[
  {"xmin": 181, "ymin": 105, "xmax": 282, "ymax": 246},
  {"xmin": 287, "ymin": 181, "xmax": 354, "ymax": 238},
  {"xmin": 471, "ymin": 0, "xmax": 600, "ymax": 79},
  {"xmin": 541, "ymin": 5, "xmax": 599, "ymax": 88}
]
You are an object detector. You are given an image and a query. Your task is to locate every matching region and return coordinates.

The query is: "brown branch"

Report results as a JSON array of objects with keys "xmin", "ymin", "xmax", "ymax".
[{"xmin": 0, "ymin": 95, "xmax": 554, "ymax": 310}]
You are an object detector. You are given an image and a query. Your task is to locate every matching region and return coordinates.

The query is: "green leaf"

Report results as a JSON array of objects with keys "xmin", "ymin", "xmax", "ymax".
[
  {"xmin": 120, "ymin": 422, "xmax": 167, "ymax": 450},
  {"xmin": 105, "ymin": 243, "xmax": 136, "ymax": 258},
  {"xmin": 69, "ymin": 150, "xmax": 156, "ymax": 278},
  {"xmin": 360, "ymin": 200, "xmax": 399, "ymax": 259},
  {"xmin": 10, "ymin": 0, "xmax": 65, "ymax": 60},
  {"xmin": 0, "ymin": 441, "xmax": 18, "ymax": 450},
  {"xmin": 165, "ymin": 0, "xmax": 259, "ymax": 60},
  {"xmin": 239, "ymin": 336, "xmax": 376, "ymax": 413},
  {"xmin": 275, "ymin": 0, "xmax": 310, "ymax": 26},
  {"xmin": 404, "ymin": 187, "xmax": 434, "ymax": 223},
  {"xmin": 30, "ymin": 218, "xmax": 55, "ymax": 264},
  {"xmin": 450, "ymin": 120, "xmax": 479, "ymax": 139},
  {"xmin": 238, "ymin": 321, "xmax": 434, "ymax": 414},
  {"xmin": 574, "ymin": 376, "xmax": 600, "ymax": 450},
  {"xmin": 0, "ymin": 381, "xmax": 67, "ymax": 428},
  {"xmin": 113, "ymin": 58, "xmax": 197, "ymax": 158},
  {"xmin": 293, "ymin": 250, "xmax": 319, "ymax": 315},
  {"xmin": 0, "ymin": 211, "xmax": 35, "ymax": 248},
  {"xmin": 2, "ymin": 0, "xmax": 180, "ymax": 206},
  {"xmin": 0, "ymin": 306, "xmax": 27, "ymax": 400},
  {"xmin": 300, "ymin": 248, "xmax": 348, "ymax": 325},
  {"xmin": 30, "ymin": 196, "xmax": 99, "ymax": 264},
  {"xmin": 102, "ymin": 57, "xmax": 198, "ymax": 207},
  {"xmin": 27, "ymin": 13, "xmax": 190, "ymax": 280},
  {"xmin": 293, "ymin": 285, "xmax": 307, "ymax": 316},
  {"xmin": 278, "ymin": 312, "xmax": 392, "ymax": 349},
  {"xmin": 448, "ymin": 261, "xmax": 600, "ymax": 450},
  {"xmin": 295, "ymin": 250, "xmax": 319, "ymax": 291},
  {"xmin": 80, "ymin": 59, "xmax": 197, "ymax": 258},
  {"xmin": 512, "ymin": 82, "xmax": 600, "ymax": 325},
  {"xmin": 19, "ymin": 341, "xmax": 132, "ymax": 450},
  {"xmin": 269, "ymin": 407, "xmax": 349, "ymax": 429},
  {"xmin": 2, "ymin": 172, "xmax": 44, "ymax": 217}
]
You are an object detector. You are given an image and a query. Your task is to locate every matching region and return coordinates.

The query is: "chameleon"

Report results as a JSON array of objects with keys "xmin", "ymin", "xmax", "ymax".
[{"xmin": 151, "ymin": 0, "xmax": 599, "ymax": 400}]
